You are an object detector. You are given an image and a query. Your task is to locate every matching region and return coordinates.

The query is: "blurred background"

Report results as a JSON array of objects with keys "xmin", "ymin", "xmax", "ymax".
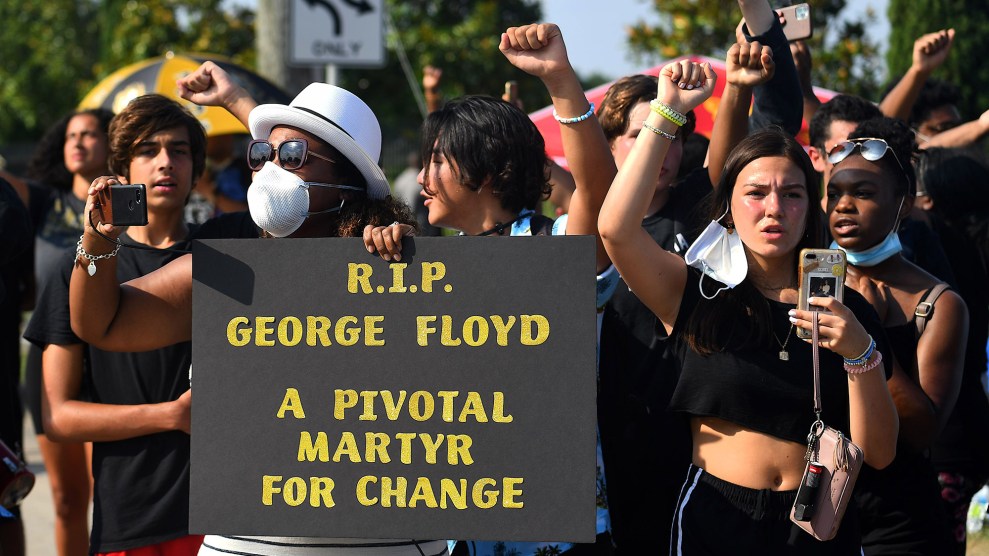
[{"xmin": 3, "ymin": 0, "xmax": 986, "ymax": 182}]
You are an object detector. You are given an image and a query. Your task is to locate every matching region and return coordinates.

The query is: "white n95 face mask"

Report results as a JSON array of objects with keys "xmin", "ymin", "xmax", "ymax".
[
  {"xmin": 247, "ymin": 161, "xmax": 364, "ymax": 237},
  {"xmin": 683, "ymin": 209, "xmax": 748, "ymax": 299}
]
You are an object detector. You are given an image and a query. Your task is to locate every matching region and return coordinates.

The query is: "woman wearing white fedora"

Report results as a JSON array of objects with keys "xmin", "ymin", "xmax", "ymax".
[{"xmin": 66, "ymin": 62, "xmax": 446, "ymax": 556}]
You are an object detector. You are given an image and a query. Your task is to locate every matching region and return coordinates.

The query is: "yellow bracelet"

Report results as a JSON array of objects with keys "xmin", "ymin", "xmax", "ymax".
[{"xmin": 649, "ymin": 99, "xmax": 687, "ymax": 127}]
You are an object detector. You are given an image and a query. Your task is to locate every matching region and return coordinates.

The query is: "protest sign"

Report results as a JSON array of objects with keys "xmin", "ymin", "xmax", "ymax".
[{"xmin": 189, "ymin": 236, "xmax": 597, "ymax": 542}]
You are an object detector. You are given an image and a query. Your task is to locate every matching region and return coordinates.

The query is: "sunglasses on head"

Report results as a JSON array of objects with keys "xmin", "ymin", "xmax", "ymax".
[
  {"xmin": 247, "ymin": 138, "xmax": 336, "ymax": 172},
  {"xmin": 826, "ymin": 138, "xmax": 905, "ymax": 174}
]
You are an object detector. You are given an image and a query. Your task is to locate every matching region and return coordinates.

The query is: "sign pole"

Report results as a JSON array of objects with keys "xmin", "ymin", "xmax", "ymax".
[{"xmin": 325, "ymin": 64, "xmax": 338, "ymax": 86}]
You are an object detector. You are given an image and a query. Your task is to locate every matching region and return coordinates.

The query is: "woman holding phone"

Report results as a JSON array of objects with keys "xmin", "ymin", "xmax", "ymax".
[
  {"xmin": 597, "ymin": 58, "xmax": 898, "ymax": 553},
  {"xmin": 825, "ymin": 117, "xmax": 967, "ymax": 555}
]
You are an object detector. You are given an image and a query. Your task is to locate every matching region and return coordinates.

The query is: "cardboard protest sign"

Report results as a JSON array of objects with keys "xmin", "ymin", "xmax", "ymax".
[{"xmin": 189, "ymin": 236, "xmax": 597, "ymax": 542}]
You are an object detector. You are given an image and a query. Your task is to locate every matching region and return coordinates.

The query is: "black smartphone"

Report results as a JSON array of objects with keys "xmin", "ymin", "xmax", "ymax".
[
  {"xmin": 95, "ymin": 184, "xmax": 148, "ymax": 226},
  {"xmin": 796, "ymin": 248, "xmax": 846, "ymax": 339}
]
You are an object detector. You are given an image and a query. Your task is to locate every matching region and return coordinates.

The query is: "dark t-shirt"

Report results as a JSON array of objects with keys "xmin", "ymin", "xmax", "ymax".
[
  {"xmin": 596, "ymin": 168, "xmax": 710, "ymax": 547},
  {"xmin": 31, "ymin": 184, "xmax": 87, "ymax": 293},
  {"xmin": 670, "ymin": 267, "xmax": 890, "ymax": 444},
  {"xmin": 23, "ymin": 233, "xmax": 193, "ymax": 551}
]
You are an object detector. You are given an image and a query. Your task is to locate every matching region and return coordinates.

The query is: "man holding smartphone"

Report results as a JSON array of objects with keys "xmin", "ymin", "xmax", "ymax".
[{"xmin": 24, "ymin": 94, "xmax": 206, "ymax": 556}]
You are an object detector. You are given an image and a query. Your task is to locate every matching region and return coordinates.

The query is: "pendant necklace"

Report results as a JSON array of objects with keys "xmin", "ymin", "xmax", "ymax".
[{"xmin": 773, "ymin": 323, "xmax": 795, "ymax": 361}]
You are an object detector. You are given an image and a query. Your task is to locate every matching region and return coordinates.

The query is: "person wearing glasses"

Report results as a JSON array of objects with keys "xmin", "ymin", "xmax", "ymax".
[
  {"xmin": 65, "ymin": 63, "xmax": 443, "ymax": 556},
  {"xmin": 825, "ymin": 117, "xmax": 968, "ymax": 555},
  {"xmin": 598, "ymin": 57, "xmax": 897, "ymax": 553}
]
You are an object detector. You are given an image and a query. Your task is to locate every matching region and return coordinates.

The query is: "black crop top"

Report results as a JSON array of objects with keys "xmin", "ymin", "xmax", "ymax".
[{"xmin": 669, "ymin": 268, "xmax": 891, "ymax": 444}]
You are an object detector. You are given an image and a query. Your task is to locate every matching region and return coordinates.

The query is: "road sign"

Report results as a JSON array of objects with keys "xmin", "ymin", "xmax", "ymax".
[{"xmin": 289, "ymin": 0, "xmax": 386, "ymax": 67}]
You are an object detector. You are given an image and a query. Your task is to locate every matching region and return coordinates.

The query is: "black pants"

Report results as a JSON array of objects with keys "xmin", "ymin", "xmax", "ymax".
[{"xmin": 669, "ymin": 464, "xmax": 861, "ymax": 555}]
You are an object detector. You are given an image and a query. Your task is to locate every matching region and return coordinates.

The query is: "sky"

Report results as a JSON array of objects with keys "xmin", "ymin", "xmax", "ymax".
[
  {"xmin": 540, "ymin": 0, "xmax": 892, "ymax": 80},
  {"xmin": 226, "ymin": 0, "xmax": 891, "ymax": 81}
]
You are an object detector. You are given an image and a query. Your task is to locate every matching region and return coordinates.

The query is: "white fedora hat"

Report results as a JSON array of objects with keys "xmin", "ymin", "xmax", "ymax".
[{"xmin": 248, "ymin": 83, "xmax": 389, "ymax": 200}]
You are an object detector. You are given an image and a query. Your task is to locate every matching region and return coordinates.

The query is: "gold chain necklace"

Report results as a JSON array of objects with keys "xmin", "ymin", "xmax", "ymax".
[{"xmin": 773, "ymin": 323, "xmax": 795, "ymax": 361}]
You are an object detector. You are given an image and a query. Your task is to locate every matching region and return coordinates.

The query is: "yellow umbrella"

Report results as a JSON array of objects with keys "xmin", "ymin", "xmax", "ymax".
[{"xmin": 78, "ymin": 52, "xmax": 290, "ymax": 136}]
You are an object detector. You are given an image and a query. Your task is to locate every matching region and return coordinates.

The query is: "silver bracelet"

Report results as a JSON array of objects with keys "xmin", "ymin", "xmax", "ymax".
[
  {"xmin": 76, "ymin": 235, "xmax": 120, "ymax": 276},
  {"xmin": 642, "ymin": 120, "xmax": 677, "ymax": 141}
]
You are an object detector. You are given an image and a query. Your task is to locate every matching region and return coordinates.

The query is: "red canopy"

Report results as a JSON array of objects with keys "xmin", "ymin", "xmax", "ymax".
[{"xmin": 530, "ymin": 55, "xmax": 839, "ymax": 168}]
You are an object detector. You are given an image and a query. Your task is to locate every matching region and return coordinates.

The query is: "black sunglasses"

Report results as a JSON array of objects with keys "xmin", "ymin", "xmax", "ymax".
[
  {"xmin": 826, "ymin": 138, "xmax": 906, "ymax": 174},
  {"xmin": 247, "ymin": 139, "xmax": 336, "ymax": 171}
]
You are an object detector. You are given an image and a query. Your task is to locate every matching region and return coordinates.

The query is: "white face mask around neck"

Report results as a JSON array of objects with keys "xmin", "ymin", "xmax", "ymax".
[{"xmin": 683, "ymin": 207, "xmax": 749, "ymax": 299}]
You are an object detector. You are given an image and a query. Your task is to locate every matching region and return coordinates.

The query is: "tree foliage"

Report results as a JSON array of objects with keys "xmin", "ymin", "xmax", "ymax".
[
  {"xmin": 337, "ymin": 0, "xmax": 543, "ymax": 143},
  {"xmin": 0, "ymin": 0, "xmax": 256, "ymax": 144},
  {"xmin": 887, "ymin": 0, "xmax": 989, "ymax": 119},
  {"xmin": 0, "ymin": 1, "xmax": 101, "ymax": 141},
  {"xmin": 625, "ymin": 0, "xmax": 885, "ymax": 101}
]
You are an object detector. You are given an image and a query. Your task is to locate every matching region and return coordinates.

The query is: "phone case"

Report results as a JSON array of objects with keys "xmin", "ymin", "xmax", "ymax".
[
  {"xmin": 780, "ymin": 3, "xmax": 813, "ymax": 41},
  {"xmin": 796, "ymin": 249, "xmax": 845, "ymax": 339},
  {"xmin": 96, "ymin": 184, "xmax": 148, "ymax": 227}
]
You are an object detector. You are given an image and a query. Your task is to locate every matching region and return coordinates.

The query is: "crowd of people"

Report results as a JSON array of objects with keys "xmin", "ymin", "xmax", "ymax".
[{"xmin": 2, "ymin": 1, "xmax": 989, "ymax": 555}]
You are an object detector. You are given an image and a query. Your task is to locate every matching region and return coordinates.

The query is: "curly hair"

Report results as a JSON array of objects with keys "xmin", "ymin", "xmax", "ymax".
[
  {"xmin": 419, "ymin": 95, "xmax": 549, "ymax": 214},
  {"xmin": 808, "ymin": 94, "xmax": 882, "ymax": 150},
  {"xmin": 335, "ymin": 195, "xmax": 417, "ymax": 238},
  {"xmin": 108, "ymin": 94, "xmax": 207, "ymax": 181},
  {"xmin": 597, "ymin": 74, "xmax": 695, "ymax": 144},
  {"xmin": 847, "ymin": 117, "xmax": 917, "ymax": 196},
  {"xmin": 910, "ymin": 79, "xmax": 960, "ymax": 127},
  {"xmin": 27, "ymin": 108, "xmax": 114, "ymax": 191}
]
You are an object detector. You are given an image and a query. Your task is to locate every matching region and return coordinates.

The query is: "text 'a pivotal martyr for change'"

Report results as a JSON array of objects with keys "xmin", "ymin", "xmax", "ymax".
[{"xmin": 190, "ymin": 236, "xmax": 597, "ymax": 542}]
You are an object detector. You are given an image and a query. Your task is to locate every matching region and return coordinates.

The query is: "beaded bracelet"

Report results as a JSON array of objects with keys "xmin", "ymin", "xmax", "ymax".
[
  {"xmin": 642, "ymin": 121, "xmax": 677, "ymax": 141},
  {"xmin": 553, "ymin": 102, "xmax": 595, "ymax": 125},
  {"xmin": 843, "ymin": 336, "xmax": 876, "ymax": 366},
  {"xmin": 649, "ymin": 99, "xmax": 687, "ymax": 127},
  {"xmin": 844, "ymin": 350, "xmax": 883, "ymax": 375}
]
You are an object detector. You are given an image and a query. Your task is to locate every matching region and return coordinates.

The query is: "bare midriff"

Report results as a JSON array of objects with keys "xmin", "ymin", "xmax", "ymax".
[{"xmin": 691, "ymin": 416, "xmax": 808, "ymax": 491}]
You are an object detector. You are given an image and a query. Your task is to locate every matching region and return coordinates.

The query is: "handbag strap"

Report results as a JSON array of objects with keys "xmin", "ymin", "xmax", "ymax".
[
  {"xmin": 812, "ymin": 312, "xmax": 822, "ymax": 419},
  {"xmin": 915, "ymin": 282, "xmax": 950, "ymax": 337}
]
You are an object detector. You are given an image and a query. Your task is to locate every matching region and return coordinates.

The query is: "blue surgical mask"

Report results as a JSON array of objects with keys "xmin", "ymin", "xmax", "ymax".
[
  {"xmin": 831, "ymin": 232, "xmax": 902, "ymax": 267},
  {"xmin": 831, "ymin": 196, "xmax": 905, "ymax": 267}
]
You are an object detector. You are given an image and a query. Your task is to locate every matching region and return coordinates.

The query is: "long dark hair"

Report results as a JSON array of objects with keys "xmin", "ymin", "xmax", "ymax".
[
  {"xmin": 683, "ymin": 128, "xmax": 822, "ymax": 355},
  {"xmin": 27, "ymin": 108, "xmax": 114, "ymax": 191}
]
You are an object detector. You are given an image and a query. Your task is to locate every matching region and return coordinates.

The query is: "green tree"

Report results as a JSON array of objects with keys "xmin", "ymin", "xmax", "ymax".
[
  {"xmin": 0, "ymin": 1, "xmax": 101, "ymax": 141},
  {"xmin": 0, "ymin": 0, "xmax": 256, "ymax": 144},
  {"xmin": 337, "ymin": 0, "xmax": 543, "ymax": 147},
  {"xmin": 887, "ymin": 0, "xmax": 989, "ymax": 119},
  {"xmin": 626, "ymin": 0, "xmax": 885, "ymax": 100}
]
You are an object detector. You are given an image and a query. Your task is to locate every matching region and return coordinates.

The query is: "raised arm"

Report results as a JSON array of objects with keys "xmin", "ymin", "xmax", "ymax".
[
  {"xmin": 423, "ymin": 65, "xmax": 444, "ymax": 114},
  {"xmin": 599, "ymin": 61, "xmax": 716, "ymax": 331},
  {"xmin": 708, "ymin": 39, "xmax": 774, "ymax": 187},
  {"xmin": 69, "ymin": 177, "xmax": 193, "ymax": 352},
  {"xmin": 790, "ymin": 40, "xmax": 821, "ymax": 123},
  {"xmin": 893, "ymin": 289, "xmax": 967, "ymax": 452},
  {"xmin": 920, "ymin": 108, "xmax": 989, "ymax": 148},
  {"xmin": 879, "ymin": 29, "xmax": 954, "ymax": 120},
  {"xmin": 742, "ymin": 2, "xmax": 802, "ymax": 136},
  {"xmin": 176, "ymin": 61, "xmax": 258, "ymax": 127},
  {"xmin": 499, "ymin": 23, "xmax": 617, "ymax": 271},
  {"xmin": 42, "ymin": 343, "xmax": 191, "ymax": 442}
]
